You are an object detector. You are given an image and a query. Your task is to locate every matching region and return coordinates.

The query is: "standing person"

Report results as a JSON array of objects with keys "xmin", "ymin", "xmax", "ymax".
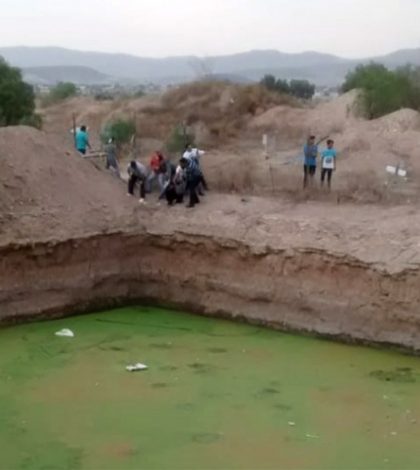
[
  {"xmin": 303, "ymin": 136, "xmax": 318, "ymax": 188},
  {"xmin": 147, "ymin": 151, "xmax": 166, "ymax": 193},
  {"xmin": 180, "ymin": 157, "xmax": 201, "ymax": 208},
  {"xmin": 183, "ymin": 144, "xmax": 208, "ymax": 193},
  {"xmin": 183, "ymin": 144, "xmax": 205, "ymax": 162},
  {"xmin": 105, "ymin": 137, "xmax": 120, "ymax": 178},
  {"xmin": 127, "ymin": 160, "xmax": 147, "ymax": 203},
  {"xmin": 75, "ymin": 125, "xmax": 91, "ymax": 155},
  {"xmin": 321, "ymin": 140, "xmax": 337, "ymax": 190},
  {"xmin": 173, "ymin": 161, "xmax": 186, "ymax": 204}
]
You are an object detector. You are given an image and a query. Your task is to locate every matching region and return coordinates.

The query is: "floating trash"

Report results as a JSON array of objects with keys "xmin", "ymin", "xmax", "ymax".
[
  {"xmin": 126, "ymin": 363, "xmax": 148, "ymax": 372},
  {"xmin": 55, "ymin": 329, "xmax": 74, "ymax": 338}
]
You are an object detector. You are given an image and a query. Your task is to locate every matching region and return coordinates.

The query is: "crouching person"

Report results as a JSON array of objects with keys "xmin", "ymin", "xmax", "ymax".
[
  {"xmin": 127, "ymin": 160, "xmax": 147, "ymax": 203},
  {"xmin": 165, "ymin": 161, "xmax": 186, "ymax": 205}
]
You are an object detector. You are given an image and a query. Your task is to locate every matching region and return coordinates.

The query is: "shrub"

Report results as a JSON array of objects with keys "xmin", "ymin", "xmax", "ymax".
[
  {"xmin": 94, "ymin": 92, "xmax": 113, "ymax": 101},
  {"xmin": 289, "ymin": 80, "xmax": 316, "ymax": 100},
  {"xmin": 134, "ymin": 88, "xmax": 146, "ymax": 98},
  {"xmin": 20, "ymin": 113, "xmax": 43, "ymax": 129},
  {"xmin": 50, "ymin": 82, "xmax": 77, "ymax": 100},
  {"xmin": 42, "ymin": 82, "xmax": 77, "ymax": 106},
  {"xmin": 0, "ymin": 58, "xmax": 36, "ymax": 126},
  {"xmin": 166, "ymin": 124, "xmax": 194, "ymax": 154},
  {"xmin": 260, "ymin": 75, "xmax": 315, "ymax": 100},
  {"xmin": 101, "ymin": 118, "xmax": 136, "ymax": 145}
]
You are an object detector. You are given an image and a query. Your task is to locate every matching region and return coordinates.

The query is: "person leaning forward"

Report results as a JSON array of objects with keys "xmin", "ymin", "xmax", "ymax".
[{"xmin": 127, "ymin": 160, "xmax": 147, "ymax": 204}]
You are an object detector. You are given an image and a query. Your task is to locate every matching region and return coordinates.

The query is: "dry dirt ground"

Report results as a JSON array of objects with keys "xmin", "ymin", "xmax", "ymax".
[{"xmin": 1, "ymin": 124, "xmax": 419, "ymax": 275}]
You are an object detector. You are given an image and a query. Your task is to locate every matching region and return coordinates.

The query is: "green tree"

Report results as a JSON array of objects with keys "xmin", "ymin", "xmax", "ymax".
[
  {"xmin": 50, "ymin": 82, "xmax": 77, "ymax": 101},
  {"xmin": 289, "ymin": 79, "xmax": 315, "ymax": 100},
  {"xmin": 260, "ymin": 75, "xmax": 314, "ymax": 99},
  {"xmin": 260, "ymin": 75, "xmax": 277, "ymax": 92},
  {"xmin": 342, "ymin": 63, "xmax": 388, "ymax": 93},
  {"xmin": 0, "ymin": 58, "xmax": 36, "ymax": 126},
  {"xmin": 275, "ymin": 78, "xmax": 290, "ymax": 94},
  {"xmin": 395, "ymin": 65, "xmax": 420, "ymax": 102},
  {"xmin": 101, "ymin": 118, "xmax": 136, "ymax": 146},
  {"xmin": 342, "ymin": 63, "xmax": 420, "ymax": 119}
]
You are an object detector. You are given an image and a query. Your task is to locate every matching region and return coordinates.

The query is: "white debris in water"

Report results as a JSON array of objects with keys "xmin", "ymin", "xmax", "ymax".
[
  {"xmin": 55, "ymin": 329, "xmax": 74, "ymax": 338},
  {"xmin": 288, "ymin": 421, "xmax": 296, "ymax": 427},
  {"xmin": 305, "ymin": 434, "xmax": 319, "ymax": 439},
  {"xmin": 126, "ymin": 363, "xmax": 148, "ymax": 372}
]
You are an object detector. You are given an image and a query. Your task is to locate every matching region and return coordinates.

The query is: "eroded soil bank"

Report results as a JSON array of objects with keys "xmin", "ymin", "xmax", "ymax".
[{"xmin": 2, "ymin": 199, "xmax": 420, "ymax": 351}]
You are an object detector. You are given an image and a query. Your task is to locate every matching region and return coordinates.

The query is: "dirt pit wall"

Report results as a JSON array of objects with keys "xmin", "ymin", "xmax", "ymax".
[{"xmin": 2, "ymin": 230, "xmax": 420, "ymax": 352}]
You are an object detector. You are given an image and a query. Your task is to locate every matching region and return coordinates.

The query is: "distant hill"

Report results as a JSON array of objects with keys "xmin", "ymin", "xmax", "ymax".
[
  {"xmin": 1, "ymin": 46, "xmax": 420, "ymax": 86},
  {"xmin": 22, "ymin": 65, "xmax": 112, "ymax": 85},
  {"xmin": 374, "ymin": 48, "xmax": 420, "ymax": 67}
]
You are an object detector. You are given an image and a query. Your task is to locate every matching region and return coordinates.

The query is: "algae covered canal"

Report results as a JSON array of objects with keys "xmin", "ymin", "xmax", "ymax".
[{"xmin": 1, "ymin": 308, "xmax": 420, "ymax": 470}]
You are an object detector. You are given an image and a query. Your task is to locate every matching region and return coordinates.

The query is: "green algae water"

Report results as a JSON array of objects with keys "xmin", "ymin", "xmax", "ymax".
[{"xmin": 1, "ymin": 307, "xmax": 420, "ymax": 470}]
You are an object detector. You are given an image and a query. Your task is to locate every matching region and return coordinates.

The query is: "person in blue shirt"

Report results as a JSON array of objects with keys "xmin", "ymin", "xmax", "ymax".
[
  {"xmin": 320, "ymin": 139, "xmax": 337, "ymax": 189},
  {"xmin": 75, "ymin": 125, "xmax": 91, "ymax": 155},
  {"xmin": 303, "ymin": 135, "xmax": 318, "ymax": 188}
]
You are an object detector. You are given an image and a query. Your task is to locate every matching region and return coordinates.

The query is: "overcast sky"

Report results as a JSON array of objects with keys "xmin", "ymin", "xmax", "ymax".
[{"xmin": 1, "ymin": 0, "xmax": 419, "ymax": 58}]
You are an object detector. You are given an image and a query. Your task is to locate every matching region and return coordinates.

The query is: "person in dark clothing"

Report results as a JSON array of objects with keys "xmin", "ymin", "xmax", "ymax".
[
  {"xmin": 183, "ymin": 144, "xmax": 208, "ymax": 194},
  {"xmin": 127, "ymin": 160, "xmax": 147, "ymax": 203},
  {"xmin": 163, "ymin": 162, "xmax": 185, "ymax": 205},
  {"xmin": 105, "ymin": 137, "xmax": 120, "ymax": 177},
  {"xmin": 180, "ymin": 157, "xmax": 201, "ymax": 208}
]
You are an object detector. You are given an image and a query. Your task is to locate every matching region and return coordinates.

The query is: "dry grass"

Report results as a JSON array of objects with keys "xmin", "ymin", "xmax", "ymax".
[
  {"xmin": 204, "ymin": 150, "xmax": 417, "ymax": 205},
  {"xmin": 135, "ymin": 81, "xmax": 298, "ymax": 146}
]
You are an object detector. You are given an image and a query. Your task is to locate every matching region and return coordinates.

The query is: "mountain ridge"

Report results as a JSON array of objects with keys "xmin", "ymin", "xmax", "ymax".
[{"xmin": 1, "ymin": 46, "xmax": 419, "ymax": 86}]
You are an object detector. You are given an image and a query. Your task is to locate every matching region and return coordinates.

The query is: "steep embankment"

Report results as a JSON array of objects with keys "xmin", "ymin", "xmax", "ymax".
[
  {"xmin": 1, "ymin": 127, "xmax": 420, "ymax": 351},
  {"xmin": 2, "ymin": 214, "xmax": 420, "ymax": 350}
]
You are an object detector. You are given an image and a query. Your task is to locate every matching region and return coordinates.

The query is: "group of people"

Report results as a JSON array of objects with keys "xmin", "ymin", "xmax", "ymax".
[
  {"xmin": 75, "ymin": 125, "xmax": 338, "ymax": 204},
  {"xmin": 74, "ymin": 126, "xmax": 208, "ymax": 209},
  {"xmin": 303, "ymin": 136, "xmax": 337, "ymax": 189},
  {"xmin": 126, "ymin": 144, "xmax": 207, "ymax": 208}
]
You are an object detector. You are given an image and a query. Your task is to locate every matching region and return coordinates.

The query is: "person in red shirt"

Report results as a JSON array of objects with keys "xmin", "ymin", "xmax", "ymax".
[{"xmin": 147, "ymin": 151, "xmax": 167, "ymax": 193}]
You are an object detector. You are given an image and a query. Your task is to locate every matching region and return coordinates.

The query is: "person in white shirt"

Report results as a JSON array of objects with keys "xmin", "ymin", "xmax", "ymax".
[
  {"xmin": 182, "ymin": 144, "xmax": 208, "ymax": 194},
  {"xmin": 183, "ymin": 144, "xmax": 205, "ymax": 162},
  {"xmin": 320, "ymin": 140, "xmax": 337, "ymax": 190}
]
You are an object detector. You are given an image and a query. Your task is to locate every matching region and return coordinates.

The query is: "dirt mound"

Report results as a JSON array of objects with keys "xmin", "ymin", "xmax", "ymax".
[
  {"xmin": 42, "ymin": 81, "xmax": 297, "ymax": 151},
  {"xmin": 370, "ymin": 108, "xmax": 420, "ymax": 134},
  {"xmin": 250, "ymin": 90, "xmax": 360, "ymax": 140},
  {"xmin": 0, "ymin": 126, "xmax": 138, "ymax": 244}
]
